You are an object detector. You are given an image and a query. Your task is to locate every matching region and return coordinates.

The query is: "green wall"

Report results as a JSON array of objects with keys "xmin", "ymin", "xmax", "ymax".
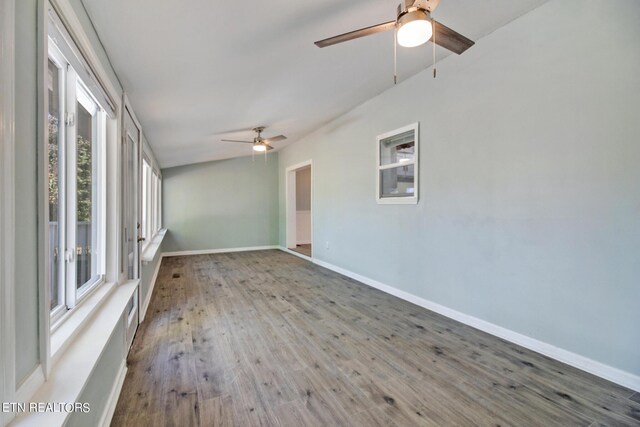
[
  {"xmin": 278, "ymin": 0, "xmax": 640, "ymax": 376},
  {"xmin": 162, "ymin": 154, "xmax": 279, "ymax": 252},
  {"xmin": 14, "ymin": 0, "xmax": 40, "ymax": 384}
]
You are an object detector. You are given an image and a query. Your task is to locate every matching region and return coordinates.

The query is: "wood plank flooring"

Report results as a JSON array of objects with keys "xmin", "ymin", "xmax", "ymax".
[
  {"xmin": 111, "ymin": 250, "xmax": 640, "ymax": 426},
  {"xmin": 292, "ymin": 244, "xmax": 312, "ymax": 257}
]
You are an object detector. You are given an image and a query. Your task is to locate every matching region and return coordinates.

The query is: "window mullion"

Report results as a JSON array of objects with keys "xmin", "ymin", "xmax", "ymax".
[
  {"xmin": 378, "ymin": 160, "xmax": 415, "ymax": 171},
  {"xmin": 151, "ymin": 172, "xmax": 156, "ymax": 234},
  {"xmin": 56, "ymin": 59, "xmax": 68, "ymax": 314},
  {"xmin": 65, "ymin": 69, "xmax": 78, "ymax": 309}
]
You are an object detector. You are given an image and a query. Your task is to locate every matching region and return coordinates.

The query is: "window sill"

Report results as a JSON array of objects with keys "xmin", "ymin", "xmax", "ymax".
[
  {"xmin": 141, "ymin": 228, "xmax": 166, "ymax": 263},
  {"xmin": 376, "ymin": 196, "xmax": 418, "ymax": 205},
  {"xmin": 50, "ymin": 280, "xmax": 114, "ymax": 361},
  {"xmin": 11, "ymin": 280, "xmax": 138, "ymax": 427}
]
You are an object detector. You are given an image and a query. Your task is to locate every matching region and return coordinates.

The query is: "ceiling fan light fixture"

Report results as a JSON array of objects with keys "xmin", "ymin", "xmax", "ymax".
[
  {"xmin": 253, "ymin": 144, "xmax": 267, "ymax": 152},
  {"xmin": 397, "ymin": 9, "xmax": 432, "ymax": 48}
]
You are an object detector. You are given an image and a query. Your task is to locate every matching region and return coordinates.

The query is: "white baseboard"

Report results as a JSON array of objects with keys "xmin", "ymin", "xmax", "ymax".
[
  {"xmin": 162, "ymin": 245, "xmax": 279, "ymax": 257},
  {"xmin": 140, "ymin": 254, "xmax": 163, "ymax": 322},
  {"xmin": 99, "ymin": 360, "xmax": 127, "ymax": 427},
  {"xmin": 15, "ymin": 365, "xmax": 45, "ymax": 403},
  {"xmin": 291, "ymin": 251, "xmax": 640, "ymax": 393}
]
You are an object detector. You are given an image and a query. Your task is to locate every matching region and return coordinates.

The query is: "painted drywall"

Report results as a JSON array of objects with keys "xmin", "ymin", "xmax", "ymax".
[
  {"xmin": 163, "ymin": 154, "xmax": 279, "ymax": 252},
  {"xmin": 14, "ymin": 0, "xmax": 41, "ymax": 384},
  {"xmin": 65, "ymin": 318, "xmax": 125, "ymax": 427},
  {"xmin": 278, "ymin": 0, "xmax": 640, "ymax": 377}
]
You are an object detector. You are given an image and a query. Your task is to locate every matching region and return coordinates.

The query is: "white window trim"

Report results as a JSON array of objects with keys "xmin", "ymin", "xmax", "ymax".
[
  {"xmin": 47, "ymin": 37, "xmax": 108, "ymax": 324},
  {"xmin": 50, "ymin": 280, "xmax": 117, "ymax": 362},
  {"xmin": 141, "ymin": 158, "xmax": 151, "ymax": 252},
  {"xmin": 1, "ymin": 0, "xmax": 17, "ymax": 424},
  {"xmin": 48, "ymin": 0, "xmax": 119, "ymax": 114},
  {"xmin": 141, "ymin": 228, "xmax": 167, "ymax": 263},
  {"xmin": 38, "ymin": 0, "xmax": 123, "ymax": 390},
  {"xmin": 141, "ymin": 138, "xmax": 163, "ymax": 255},
  {"xmin": 120, "ymin": 95, "xmax": 142, "ymax": 283},
  {"xmin": 376, "ymin": 122, "xmax": 419, "ymax": 205}
]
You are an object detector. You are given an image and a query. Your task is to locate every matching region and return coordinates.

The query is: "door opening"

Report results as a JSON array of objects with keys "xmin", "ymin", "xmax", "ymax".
[{"xmin": 286, "ymin": 161, "xmax": 312, "ymax": 258}]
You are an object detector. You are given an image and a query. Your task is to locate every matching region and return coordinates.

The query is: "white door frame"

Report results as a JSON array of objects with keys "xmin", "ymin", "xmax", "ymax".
[
  {"xmin": 285, "ymin": 160, "xmax": 313, "ymax": 253},
  {"xmin": 0, "ymin": 0, "xmax": 16, "ymax": 424}
]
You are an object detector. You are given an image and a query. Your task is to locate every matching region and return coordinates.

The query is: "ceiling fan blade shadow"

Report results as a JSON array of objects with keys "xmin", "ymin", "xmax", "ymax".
[
  {"xmin": 221, "ymin": 139, "xmax": 254, "ymax": 143},
  {"xmin": 263, "ymin": 135, "xmax": 286, "ymax": 144},
  {"xmin": 431, "ymin": 20, "xmax": 474, "ymax": 54},
  {"xmin": 315, "ymin": 21, "xmax": 396, "ymax": 48}
]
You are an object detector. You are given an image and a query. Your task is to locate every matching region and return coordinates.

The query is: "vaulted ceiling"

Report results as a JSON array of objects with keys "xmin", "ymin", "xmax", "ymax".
[{"xmin": 82, "ymin": 0, "xmax": 547, "ymax": 168}]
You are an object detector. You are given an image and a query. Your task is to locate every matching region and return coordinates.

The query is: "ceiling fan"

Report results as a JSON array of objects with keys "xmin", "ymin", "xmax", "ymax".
[
  {"xmin": 221, "ymin": 126, "xmax": 287, "ymax": 152},
  {"xmin": 315, "ymin": 0, "xmax": 474, "ymax": 55}
]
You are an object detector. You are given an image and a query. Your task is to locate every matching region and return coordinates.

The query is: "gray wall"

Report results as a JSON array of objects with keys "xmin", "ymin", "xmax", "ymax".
[
  {"xmin": 296, "ymin": 167, "xmax": 311, "ymax": 211},
  {"xmin": 163, "ymin": 155, "xmax": 279, "ymax": 252},
  {"xmin": 278, "ymin": 0, "xmax": 640, "ymax": 376}
]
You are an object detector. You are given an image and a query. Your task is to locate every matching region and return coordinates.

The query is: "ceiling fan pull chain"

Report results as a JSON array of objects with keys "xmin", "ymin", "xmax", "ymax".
[
  {"xmin": 432, "ymin": 19, "xmax": 437, "ymax": 78},
  {"xmin": 394, "ymin": 28, "xmax": 398, "ymax": 85}
]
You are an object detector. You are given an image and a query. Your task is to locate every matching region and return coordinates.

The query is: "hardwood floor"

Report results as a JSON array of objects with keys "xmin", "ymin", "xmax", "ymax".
[
  {"xmin": 111, "ymin": 250, "xmax": 640, "ymax": 426},
  {"xmin": 292, "ymin": 244, "xmax": 312, "ymax": 257}
]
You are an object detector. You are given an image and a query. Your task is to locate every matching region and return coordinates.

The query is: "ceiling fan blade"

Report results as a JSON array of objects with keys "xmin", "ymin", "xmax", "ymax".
[
  {"xmin": 265, "ymin": 144, "xmax": 274, "ymax": 151},
  {"xmin": 315, "ymin": 21, "xmax": 396, "ymax": 48},
  {"xmin": 431, "ymin": 20, "xmax": 474, "ymax": 55},
  {"xmin": 263, "ymin": 135, "xmax": 287, "ymax": 144},
  {"xmin": 221, "ymin": 139, "xmax": 254, "ymax": 143}
]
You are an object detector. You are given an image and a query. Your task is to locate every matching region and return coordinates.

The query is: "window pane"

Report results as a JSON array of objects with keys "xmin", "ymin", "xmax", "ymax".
[
  {"xmin": 152, "ymin": 173, "xmax": 158, "ymax": 233},
  {"xmin": 141, "ymin": 162, "xmax": 148, "ymax": 239},
  {"xmin": 380, "ymin": 130, "xmax": 415, "ymax": 166},
  {"xmin": 48, "ymin": 59, "xmax": 62, "ymax": 310},
  {"xmin": 380, "ymin": 164, "xmax": 415, "ymax": 198},
  {"xmin": 76, "ymin": 99, "xmax": 97, "ymax": 289}
]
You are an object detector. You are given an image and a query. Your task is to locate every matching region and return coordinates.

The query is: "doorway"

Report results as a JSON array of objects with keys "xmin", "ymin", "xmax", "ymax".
[{"xmin": 286, "ymin": 161, "xmax": 312, "ymax": 258}]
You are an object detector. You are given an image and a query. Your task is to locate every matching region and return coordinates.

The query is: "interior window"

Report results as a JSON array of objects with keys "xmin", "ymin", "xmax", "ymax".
[{"xmin": 376, "ymin": 124, "xmax": 419, "ymax": 204}]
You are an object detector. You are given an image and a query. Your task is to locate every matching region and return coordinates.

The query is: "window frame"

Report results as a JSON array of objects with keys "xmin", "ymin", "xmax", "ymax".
[
  {"xmin": 47, "ymin": 45, "xmax": 67, "ymax": 321},
  {"xmin": 141, "ymin": 152, "xmax": 162, "ymax": 253},
  {"xmin": 37, "ymin": 0, "xmax": 130, "ymax": 401},
  {"xmin": 47, "ymin": 39, "xmax": 107, "ymax": 327},
  {"xmin": 376, "ymin": 122, "xmax": 419, "ymax": 205}
]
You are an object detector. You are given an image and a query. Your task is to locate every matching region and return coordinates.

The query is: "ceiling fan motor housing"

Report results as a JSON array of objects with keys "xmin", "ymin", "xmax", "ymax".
[{"xmin": 397, "ymin": 8, "xmax": 430, "ymax": 26}]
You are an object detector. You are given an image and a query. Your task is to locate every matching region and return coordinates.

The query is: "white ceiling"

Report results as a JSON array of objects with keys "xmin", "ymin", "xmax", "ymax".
[{"xmin": 82, "ymin": 0, "xmax": 547, "ymax": 168}]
